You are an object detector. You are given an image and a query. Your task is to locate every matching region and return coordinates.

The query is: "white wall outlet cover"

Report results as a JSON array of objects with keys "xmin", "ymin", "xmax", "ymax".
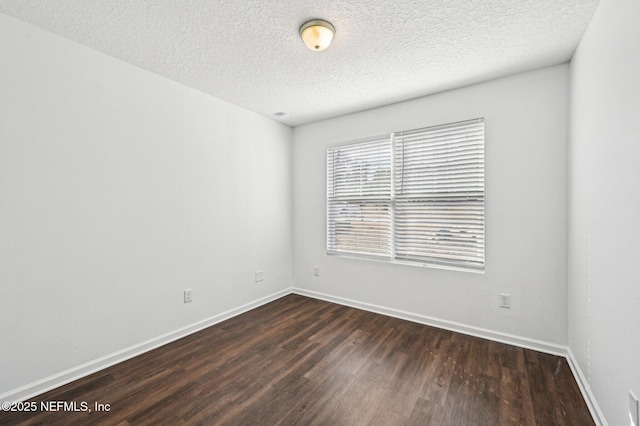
[
  {"xmin": 313, "ymin": 266, "xmax": 320, "ymax": 276},
  {"xmin": 630, "ymin": 391, "xmax": 639, "ymax": 426},
  {"xmin": 499, "ymin": 293, "xmax": 511, "ymax": 308},
  {"xmin": 184, "ymin": 289, "xmax": 192, "ymax": 303},
  {"xmin": 255, "ymin": 271, "xmax": 263, "ymax": 282}
]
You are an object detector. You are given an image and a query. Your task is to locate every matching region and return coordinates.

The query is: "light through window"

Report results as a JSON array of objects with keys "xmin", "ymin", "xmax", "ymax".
[{"xmin": 327, "ymin": 118, "xmax": 484, "ymax": 270}]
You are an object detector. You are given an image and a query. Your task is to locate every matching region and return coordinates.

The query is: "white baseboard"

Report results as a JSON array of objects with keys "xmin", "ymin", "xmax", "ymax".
[
  {"xmin": 293, "ymin": 288, "xmax": 607, "ymax": 425},
  {"xmin": 566, "ymin": 348, "xmax": 608, "ymax": 426},
  {"xmin": 0, "ymin": 288, "xmax": 292, "ymax": 403},
  {"xmin": 292, "ymin": 287, "xmax": 567, "ymax": 356},
  {"xmin": 2, "ymin": 285, "xmax": 604, "ymax": 426}
]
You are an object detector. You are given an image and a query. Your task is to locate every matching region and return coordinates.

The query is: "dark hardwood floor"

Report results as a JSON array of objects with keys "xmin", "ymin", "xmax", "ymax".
[{"xmin": 0, "ymin": 294, "xmax": 593, "ymax": 425}]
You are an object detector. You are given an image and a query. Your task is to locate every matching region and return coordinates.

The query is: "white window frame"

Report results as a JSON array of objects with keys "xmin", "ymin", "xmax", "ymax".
[
  {"xmin": 326, "ymin": 118, "xmax": 485, "ymax": 272},
  {"xmin": 326, "ymin": 135, "xmax": 393, "ymax": 260}
]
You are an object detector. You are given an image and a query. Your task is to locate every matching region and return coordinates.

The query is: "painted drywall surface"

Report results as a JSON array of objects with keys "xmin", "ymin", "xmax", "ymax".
[
  {"xmin": 0, "ymin": 13, "xmax": 292, "ymax": 395},
  {"xmin": 569, "ymin": 0, "xmax": 640, "ymax": 424},
  {"xmin": 0, "ymin": 0, "xmax": 600, "ymax": 127},
  {"xmin": 293, "ymin": 65, "xmax": 569, "ymax": 345}
]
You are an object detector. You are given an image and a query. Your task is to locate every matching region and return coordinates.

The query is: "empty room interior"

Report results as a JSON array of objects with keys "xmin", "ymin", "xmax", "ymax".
[{"xmin": 0, "ymin": 0, "xmax": 638, "ymax": 425}]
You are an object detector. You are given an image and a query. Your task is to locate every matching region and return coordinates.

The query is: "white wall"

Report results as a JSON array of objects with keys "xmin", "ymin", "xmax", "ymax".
[
  {"xmin": 293, "ymin": 65, "xmax": 569, "ymax": 346},
  {"xmin": 0, "ymin": 13, "xmax": 292, "ymax": 396},
  {"xmin": 569, "ymin": 0, "xmax": 640, "ymax": 424}
]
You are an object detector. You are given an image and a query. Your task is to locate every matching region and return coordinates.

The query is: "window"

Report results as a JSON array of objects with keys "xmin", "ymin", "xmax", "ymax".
[
  {"xmin": 327, "ymin": 118, "xmax": 484, "ymax": 271},
  {"xmin": 326, "ymin": 135, "xmax": 392, "ymax": 257}
]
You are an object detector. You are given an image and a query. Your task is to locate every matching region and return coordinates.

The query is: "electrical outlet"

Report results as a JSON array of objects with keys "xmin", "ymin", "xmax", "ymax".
[
  {"xmin": 255, "ymin": 271, "xmax": 263, "ymax": 282},
  {"xmin": 630, "ymin": 391, "xmax": 639, "ymax": 426},
  {"xmin": 184, "ymin": 289, "xmax": 192, "ymax": 303},
  {"xmin": 313, "ymin": 266, "xmax": 320, "ymax": 276},
  {"xmin": 499, "ymin": 293, "xmax": 511, "ymax": 308}
]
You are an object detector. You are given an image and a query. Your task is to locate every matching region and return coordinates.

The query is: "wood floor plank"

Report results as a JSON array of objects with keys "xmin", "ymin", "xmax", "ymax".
[{"xmin": 0, "ymin": 294, "xmax": 594, "ymax": 425}]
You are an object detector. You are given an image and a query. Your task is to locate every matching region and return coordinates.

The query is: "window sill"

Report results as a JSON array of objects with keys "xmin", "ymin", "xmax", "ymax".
[{"xmin": 327, "ymin": 252, "xmax": 485, "ymax": 275}]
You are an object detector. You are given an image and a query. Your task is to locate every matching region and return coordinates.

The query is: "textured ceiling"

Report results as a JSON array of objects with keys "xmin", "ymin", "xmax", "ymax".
[{"xmin": 0, "ymin": 0, "xmax": 600, "ymax": 126}]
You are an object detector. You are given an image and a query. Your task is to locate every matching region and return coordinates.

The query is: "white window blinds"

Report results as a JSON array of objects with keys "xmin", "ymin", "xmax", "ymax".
[
  {"xmin": 394, "ymin": 119, "xmax": 485, "ymax": 269},
  {"xmin": 326, "ymin": 137, "xmax": 392, "ymax": 257},
  {"xmin": 327, "ymin": 118, "xmax": 484, "ymax": 271}
]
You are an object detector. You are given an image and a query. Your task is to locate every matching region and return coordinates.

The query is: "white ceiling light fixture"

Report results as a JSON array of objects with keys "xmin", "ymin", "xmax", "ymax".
[{"xmin": 299, "ymin": 19, "xmax": 335, "ymax": 52}]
